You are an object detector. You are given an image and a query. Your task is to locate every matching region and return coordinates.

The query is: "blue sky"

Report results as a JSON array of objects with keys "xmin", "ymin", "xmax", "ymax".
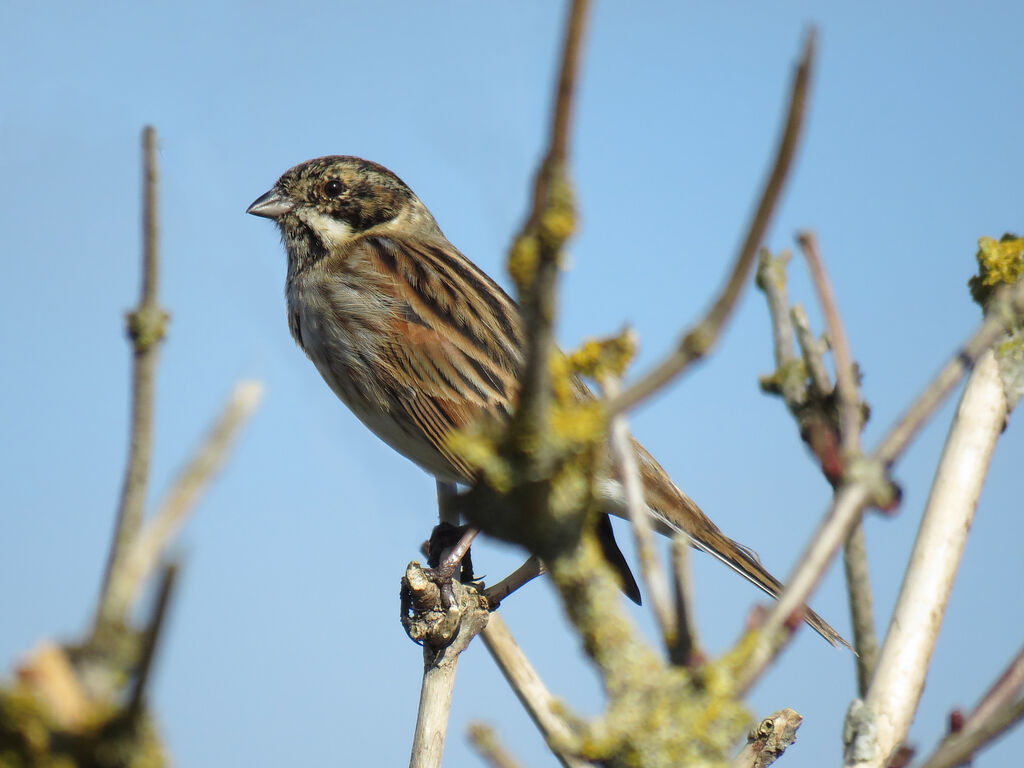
[{"xmin": 2, "ymin": 2, "xmax": 1022, "ymax": 766}]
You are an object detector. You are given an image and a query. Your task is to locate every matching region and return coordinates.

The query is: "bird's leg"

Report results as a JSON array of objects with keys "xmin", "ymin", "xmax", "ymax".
[{"xmin": 425, "ymin": 524, "xmax": 479, "ymax": 608}]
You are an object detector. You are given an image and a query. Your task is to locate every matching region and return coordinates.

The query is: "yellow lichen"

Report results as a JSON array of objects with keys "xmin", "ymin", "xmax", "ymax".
[
  {"xmin": 444, "ymin": 426, "xmax": 512, "ymax": 493},
  {"xmin": 539, "ymin": 178, "xmax": 577, "ymax": 246},
  {"xmin": 550, "ymin": 402, "xmax": 606, "ymax": 447},
  {"xmin": 507, "ymin": 235, "xmax": 540, "ymax": 292},
  {"xmin": 568, "ymin": 330, "xmax": 637, "ymax": 380},
  {"xmin": 969, "ymin": 234, "xmax": 1024, "ymax": 306}
]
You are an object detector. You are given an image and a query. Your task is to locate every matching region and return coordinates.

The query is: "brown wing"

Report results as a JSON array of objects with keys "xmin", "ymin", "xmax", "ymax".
[{"xmin": 361, "ymin": 234, "xmax": 524, "ymax": 480}]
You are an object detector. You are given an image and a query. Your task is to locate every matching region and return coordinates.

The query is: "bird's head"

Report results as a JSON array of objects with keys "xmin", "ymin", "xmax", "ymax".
[{"xmin": 247, "ymin": 156, "xmax": 440, "ymax": 272}]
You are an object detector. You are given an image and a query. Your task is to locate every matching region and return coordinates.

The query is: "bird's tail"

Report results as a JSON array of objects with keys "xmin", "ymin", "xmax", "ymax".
[{"xmin": 628, "ymin": 439, "xmax": 850, "ymax": 649}]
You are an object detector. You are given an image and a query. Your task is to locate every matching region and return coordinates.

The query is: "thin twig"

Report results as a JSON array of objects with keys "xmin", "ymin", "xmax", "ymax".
[
  {"xmin": 797, "ymin": 232, "xmax": 879, "ymax": 690},
  {"xmin": 527, "ymin": 0, "xmax": 588, "ymax": 222},
  {"xmin": 509, "ymin": 0, "xmax": 590, "ymax": 450},
  {"xmin": 798, "ymin": 231, "xmax": 862, "ymax": 455},
  {"xmin": 483, "ymin": 556, "xmax": 545, "ymax": 606},
  {"xmin": 911, "ymin": 644, "xmax": 1024, "ymax": 768},
  {"xmin": 740, "ymin": 278, "xmax": 1024, "ymax": 693},
  {"xmin": 792, "ymin": 304, "xmax": 832, "ymax": 396},
  {"xmin": 874, "ymin": 278, "xmax": 1024, "ymax": 466},
  {"xmin": 843, "ymin": 523, "xmax": 878, "ymax": 696},
  {"xmin": 755, "ymin": 249, "xmax": 804, "ymax": 405},
  {"xmin": 468, "ymin": 724, "xmax": 526, "ymax": 768},
  {"xmin": 964, "ymin": 643, "xmax": 1024, "ymax": 735},
  {"xmin": 669, "ymin": 535, "xmax": 699, "ymax": 666},
  {"xmin": 601, "ymin": 375, "xmax": 676, "ymax": 651},
  {"xmin": 126, "ymin": 561, "xmax": 178, "ymax": 717},
  {"xmin": 758, "ymin": 245, "xmax": 876, "ymax": 678},
  {"xmin": 917, "ymin": 696, "xmax": 1024, "ymax": 768},
  {"xmin": 481, "ymin": 613, "xmax": 593, "ymax": 768},
  {"xmin": 609, "ymin": 29, "xmax": 817, "ymax": 415},
  {"xmin": 97, "ymin": 126, "xmax": 168, "ymax": 628},
  {"xmin": 103, "ymin": 381, "xmax": 263, "ymax": 620}
]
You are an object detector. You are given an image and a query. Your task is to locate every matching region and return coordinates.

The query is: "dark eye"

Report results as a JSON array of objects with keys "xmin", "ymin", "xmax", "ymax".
[{"xmin": 324, "ymin": 179, "xmax": 345, "ymax": 198}]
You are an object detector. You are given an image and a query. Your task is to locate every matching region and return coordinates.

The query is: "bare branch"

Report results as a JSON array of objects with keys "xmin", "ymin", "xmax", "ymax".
[
  {"xmin": 509, "ymin": 0, "xmax": 590, "ymax": 448},
  {"xmin": 410, "ymin": 654, "xmax": 459, "ymax": 768},
  {"xmin": 792, "ymin": 303, "xmax": 832, "ymax": 397},
  {"xmin": 846, "ymin": 349, "xmax": 1007, "ymax": 763},
  {"xmin": 103, "ymin": 381, "xmax": 263, "ymax": 620},
  {"xmin": 481, "ymin": 613, "xmax": 593, "ymax": 768},
  {"xmin": 758, "ymin": 243, "xmax": 877, "ymax": 680},
  {"xmin": 741, "ymin": 279, "xmax": 1024, "ymax": 692},
  {"xmin": 965, "ymin": 643, "xmax": 1024, "ymax": 735},
  {"xmin": 756, "ymin": 249, "xmax": 806, "ymax": 406},
  {"xmin": 798, "ymin": 231, "xmax": 862, "ymax": 455},
  {"xmin": 875, "ymin": 278, "xmax": 1024, "ymax": 466},
  {"xmin": 601, "ymin": 375, "xmax": 676, "ymax": 651},
  {"xmin": 97, "ymin": 126, "xmax": 169, "ymax": 627},
  {"xmin": 468, "ymin": 724, "xmax": 526, "ymax": 768},
  {"xmin": 483, "ymin": 556, "xmax": 545, "ymax": 606},
  {"xmin": 796, "ymin": 232, "xmax": 879, "ymax": 691},
  {"xmin": 126, "ymin": 562, "xmax": 178, "ymax": 717},
  {"xmin": 845, "ymin": 352, "xmax": 1009, "ymax": 764},
  {"xmin": 731, "ymin": 708, "xmax": 803, "ymax": 768},
  {"xmin": 843, "ymin": 523, "xmax": 879, "ymax": 696},
  {"xmin": 407, "ymin": 574, "xmax": 490, "ymax": 768},
  {"xmin": 609, "ymin": 29, "xmax": 817, "ymax": 415},
  {"xmin": 917, "ymin": 696, "xmax": 1024, "ymax": 768},
  {"xmin": 669, "ymin": 535, "xmax": 700, "ymax": 666}
]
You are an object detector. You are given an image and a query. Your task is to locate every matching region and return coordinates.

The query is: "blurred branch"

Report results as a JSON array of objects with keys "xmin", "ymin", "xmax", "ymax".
[
  {"xmin": 102, "ymin": 381, "xmax": 263, "ymax": 622},
  {"xmin": 963, "ymin": 643, "xmax": 1024, "ymax": 737},
  {"xmin": 756, "ymin": 246, "xmax": 876, "ymax": 686},
  {"xmin": 873, "ymin": 278, "xmax": 1023, "ymax": 467},
  {"xmin": 802, "ymin": 234, "xmax": 880, "ymax": 689},
  {"xmin": 917, "ymin": 697, "xmax": 1024, "ymax": 768},
  {"xmin": 669, "ymin": 535, "xmax": 700, "ymax": 667},
  {"xmin": 798, "ymin": 231, "xmax": 862, "ymax": 456},
  {"xmin": 843, "ymin": 523, "xmax": 878, "ymax": 696},
  {"xmin": 915, "ymin": 643, "xmax": 1024, "ymax": 768},
  {"xmin": 507, "ymin": 0, "xmax": 590, "ymax": 450},
  {"xmin": 792, "ymin": 303, "xmax": 833, "ymax": 397},
  {"xmin": 609, "ymin": 28, "xmax": 817, "ymax": 415},
  {"xmin": 126, "ymin": 562, "xmax": 178, "ymax": 718},
  {"xmin": 481, "ymin": 613, "xmax": 594, "ymax": 768},
  {"xmin": 754, "ymin": 249, "xmax": 802, "ymax": 402},
  {"xmin": 602, "ymin": 374, "xmax": 675, "ymax": 651},
  {"xmin": 1, "ymin": 124, "xmax": 263, "ymax": 768},
  {"xmin": 468, "ymin": 724, "xmax": 526, "ymax": 768},
  {"xmin": 97, "ymin": 126, "xmax": 168, "ymax": 628}
]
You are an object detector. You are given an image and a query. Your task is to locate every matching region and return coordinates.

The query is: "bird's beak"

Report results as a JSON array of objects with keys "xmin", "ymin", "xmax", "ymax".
[{"xmin": 246, "ymin": 188, "xmax": 293, "ymax": 219}]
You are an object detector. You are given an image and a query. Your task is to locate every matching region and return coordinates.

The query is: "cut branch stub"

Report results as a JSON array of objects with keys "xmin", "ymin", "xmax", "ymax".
[{"xmin": 400, "ymin": 561, "xmax": 489, "ymax": 655}]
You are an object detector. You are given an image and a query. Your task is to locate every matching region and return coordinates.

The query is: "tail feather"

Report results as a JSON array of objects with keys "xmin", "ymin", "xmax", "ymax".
[{"xmin": 618, "ymin": 438, "xmax": 851, "ymax": 650}]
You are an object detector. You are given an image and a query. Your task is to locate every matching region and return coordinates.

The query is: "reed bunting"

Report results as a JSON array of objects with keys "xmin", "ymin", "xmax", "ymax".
[{"xmin": 247, "ymin": 156, "xmax": 845, "ymax": 647}]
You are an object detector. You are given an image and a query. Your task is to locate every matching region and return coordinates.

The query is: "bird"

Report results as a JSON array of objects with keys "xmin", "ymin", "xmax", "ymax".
[{"xmin": 247, "ymin": 155, "xmax": 847, "ymax": 647}]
